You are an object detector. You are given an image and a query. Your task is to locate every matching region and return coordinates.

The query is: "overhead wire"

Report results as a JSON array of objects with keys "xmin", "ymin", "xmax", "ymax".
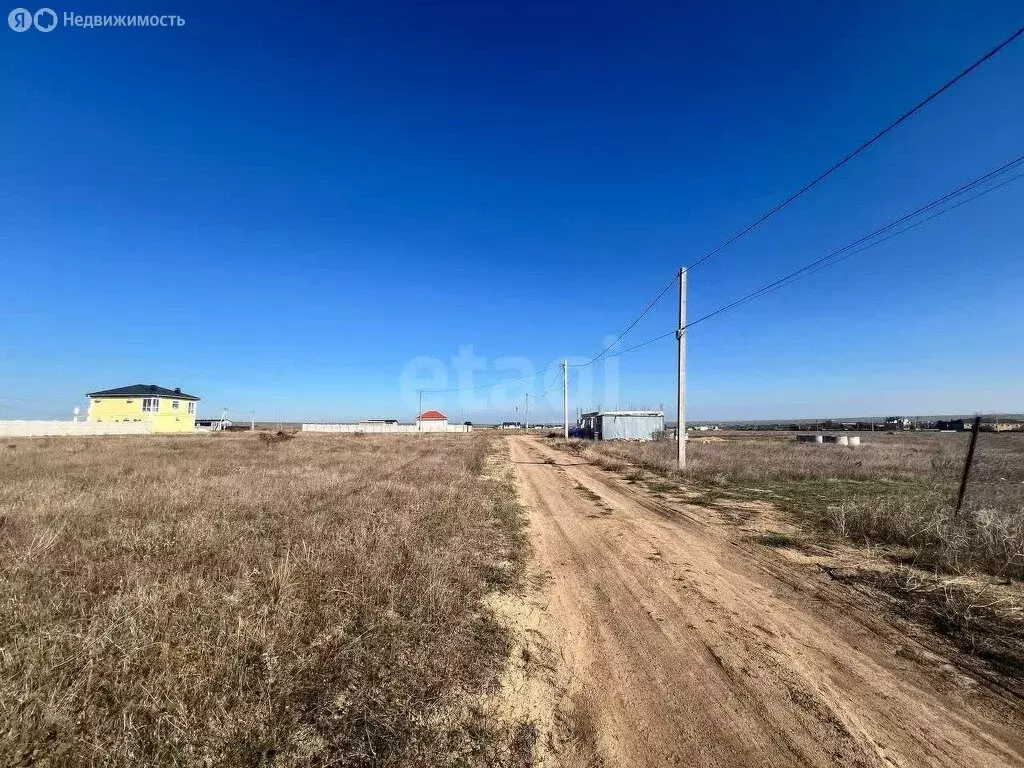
[
  {"xmin": 686, "ymin": 154, "xmax": 1024, "ymax": 329},
  {"xmin": 686, "ymin": 24, "xmax": 1024, "ymax": 271},
  {"xmin": 599, "ymin": 153, "xmax": 1024, "ymax": 354},
  {"xmin": 536, "ymin": 368, "xmax": 562, "ymax": 399},
  {"xmin": 421, "ymin": 154, "xmax": 1024, "ymax": 390},
  {"xmin": 415, "ymin": 24, "xmax": 1024, "ymax": 398},
  {"xmin": 600, "ymin": 330, "xmax": 678, "ymax": 360},
  {"xmin": 573, "ymin": 271, "xmax": 679, "ymax": 367},
  {"xmin": 568, "ymin": 26, "xmax": 1024, "ymax": 370}
]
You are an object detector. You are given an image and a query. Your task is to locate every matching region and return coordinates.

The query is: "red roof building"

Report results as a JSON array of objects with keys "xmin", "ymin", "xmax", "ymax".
[{"xmin": 417, "ymin": 410, "xmax": 448, "ymax": 421}]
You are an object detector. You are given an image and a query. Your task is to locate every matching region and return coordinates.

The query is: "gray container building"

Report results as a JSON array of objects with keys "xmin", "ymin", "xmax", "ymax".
[{"xmin": 579, "ymin": 410, "xmax": 664, "ymax": 441}]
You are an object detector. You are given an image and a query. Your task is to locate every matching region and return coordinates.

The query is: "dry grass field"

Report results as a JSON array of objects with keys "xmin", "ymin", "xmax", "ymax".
[
  {"xmin": 554, "ymin": 430, "xmax": 1024, "ymax": 679},
  {"xmin": 0, "ymin": 433, "xmax": 528, "ymax": 767}
]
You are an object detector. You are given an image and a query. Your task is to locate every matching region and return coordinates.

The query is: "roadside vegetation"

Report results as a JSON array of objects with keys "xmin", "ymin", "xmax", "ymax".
[
  {"xmin": 552, "ymin": 431, "xmax": 1024, "ymax": 676},
  {"xmin": 0, "ymin": 433, "xmax": 529, "ymax": 767}
]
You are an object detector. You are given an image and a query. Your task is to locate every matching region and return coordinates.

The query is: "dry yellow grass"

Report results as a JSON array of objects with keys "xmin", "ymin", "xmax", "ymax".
[{"xmin": 0, "ymin": 433, "xmax": 529, "ymax": 767}]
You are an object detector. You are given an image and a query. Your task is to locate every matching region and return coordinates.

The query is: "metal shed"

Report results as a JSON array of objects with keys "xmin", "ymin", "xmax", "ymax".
[{"xmin": 579, "ymin": 410, "xmax": 664, "ymax": 441}]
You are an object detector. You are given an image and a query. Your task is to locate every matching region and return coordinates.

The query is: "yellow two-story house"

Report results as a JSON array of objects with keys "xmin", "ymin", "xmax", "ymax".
[{"xmin": 86, "ymin": 384, "xmax": 201, "ymax": 433}]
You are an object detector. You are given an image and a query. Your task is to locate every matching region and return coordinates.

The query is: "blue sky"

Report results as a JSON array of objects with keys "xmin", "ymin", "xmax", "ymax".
[{"xmin": 2, "ymin": 1, "xmax": 1022, "ymax": 422}]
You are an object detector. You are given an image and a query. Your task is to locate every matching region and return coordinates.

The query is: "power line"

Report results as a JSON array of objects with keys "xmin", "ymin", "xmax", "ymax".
[
  {"xmin": 424, "ymin": 153, "xmax": 1024, "ymax": 388},
  {"xmin": 694, "ymin": 169, "xmax": 1024, "ymax": 325},
  {"xmin": 602, "ymin": 153, "xmax": 1024, "ymax": 356},
  {"xmin": 419, "ymin": 154, "xmax": 1024, "ymax": 395},
  {"xmin": 601, "ymin": 330, "xmax": 678, "ymax": 360},
  {"xmin": 536, "ymin": 368, "xmax": 562, "ymax": 399},
  {"xmin": 575, "ymin": 272, "xmax": 679, "ymax": 367},
  {"xmin": 687, "ymin": 23, "xmax": 1024, "ymax": 272},
  {"xmin": 563, "ymin": 26, "xmax": 1024, "ymax": 375},
  {"xmin": 686, "ymin": 154, "xmax": 1024, "ymax": 329}
]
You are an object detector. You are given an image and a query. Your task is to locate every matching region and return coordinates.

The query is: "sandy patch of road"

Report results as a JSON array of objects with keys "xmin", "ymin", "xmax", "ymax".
[{"xmin": 505, "ymin": 435, "xmax": 1024, "ymax": 768}]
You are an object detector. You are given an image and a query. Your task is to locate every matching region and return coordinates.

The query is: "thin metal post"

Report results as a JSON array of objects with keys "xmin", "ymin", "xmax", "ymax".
[
  {"xmin": 418, "ymin": 390, "xmax": 422, "ymax": 432},
  {"xmin": 525, "ymin": 392, "xmax": 530, "ymax": 430},
  {"xmin": 954, "ymin": 415, "xmax": 982, "ymax": 518},
  {"xmin": 676, "ymin": 267, "xmax": 687, "ymax": 469},
  {"xmin": 562, "ymin": 360, "xmax": 569, "ymax": 439}
]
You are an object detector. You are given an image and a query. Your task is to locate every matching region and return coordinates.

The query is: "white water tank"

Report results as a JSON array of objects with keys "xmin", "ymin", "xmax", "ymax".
[
  {"xmin": 814, "ymin": 435, "xmax": 824, "ymax": 444},
  {"xmin": 836, "ymin": 435, "xmax": 849, "ymax": 446},
  {"xmin": 848, "ymin": 435, "xmax": 861, "ymax": 447}
]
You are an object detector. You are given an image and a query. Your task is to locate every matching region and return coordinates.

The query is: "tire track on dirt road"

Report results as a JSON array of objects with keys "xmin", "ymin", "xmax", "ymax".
[{"xmin": 507, "ymin": 435, "xmax": 1023, "ymax": 768}]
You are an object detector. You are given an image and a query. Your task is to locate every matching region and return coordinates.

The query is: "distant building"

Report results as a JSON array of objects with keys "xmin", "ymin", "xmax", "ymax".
[
  {"xmin": 579, "ymin": 410, "xmax": 664, "ymax": 441},
  {"xmin": 983, "ymin": 421, "xmax": 1023, "ymax": 432},
  {"xmin": 500, "ymin": 421, "xmax": 522, "ymax": 430},
  {"xmin": 415, "ymin": 409, "xmax": 449, "ymax": 432},
  {"xmin": 196, "ymin": 418, "xmax": 232, "ymax": 431},
  {"xmin": 884, "ymin": 417, "xmax": 911, "ymax": 430},
  {"xmin": 87, "ymin": 384, "xmax": 199, "ymax": 433}
]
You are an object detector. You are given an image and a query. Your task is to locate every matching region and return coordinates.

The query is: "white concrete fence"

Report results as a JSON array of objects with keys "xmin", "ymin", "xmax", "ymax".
[
  {"xmin": 1, "ymin": 421, "xmax": 473, "ymax": 438},
  {"xmin": 302, "ymin": 423, "xmax": 472, "ymax": 434},
  {"xmin": 0, "ymin": 421, "xmax": 154, "ymax": 437}
]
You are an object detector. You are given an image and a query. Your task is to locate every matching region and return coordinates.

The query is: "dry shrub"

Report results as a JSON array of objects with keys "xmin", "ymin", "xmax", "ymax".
[
  {"xmin": 257, "ymin": 429, "xmax": 296, "ymax": 444},
  {"xmin": 564, "ymin": 440, "xmax": 588, "ymax": 457},
  {"xmin": 624, "ymin": 468, "xmax": 645, "ymax": 483},
  {"xmin": 875, "ymin": 567, "xmax": 1024, "ymax": 683},
  {"xmin": 590, "ymin": 454, "xmax": 627, "ymax": 473},
  {"xmin": 0, "ymin": 433, "xmax": 528, "ymax": 767},
  {"xmin": 828, "ymin": 497, "xmax": 1024, "ymax": 579}
]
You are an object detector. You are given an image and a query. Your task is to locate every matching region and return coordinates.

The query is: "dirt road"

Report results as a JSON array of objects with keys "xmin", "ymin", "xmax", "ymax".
[{"xmin": 506, "ymin": 436, "xmax": 1023, "ymax": 768}]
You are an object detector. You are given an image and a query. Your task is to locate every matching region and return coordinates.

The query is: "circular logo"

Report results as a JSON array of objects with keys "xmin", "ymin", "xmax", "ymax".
[
  {"xmin": 8, "ymin": 7, "xmax": 33, "ymax": 30},
  {"xmin": 34, "ymin": 7, "xmax": 56, "ymax": 31}
]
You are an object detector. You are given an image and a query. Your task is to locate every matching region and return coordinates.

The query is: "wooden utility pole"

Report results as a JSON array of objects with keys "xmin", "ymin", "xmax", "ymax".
[
  {"xmin": 954, "ymin": 415, "xmax": 982, "ymax": 518},
  {"xmin": 676, "ymin": 267, "xmax": 687, "ymax": 469},
  {"xmin": 562, "ymin": 359, "xmax": 569, "ymax": 439}
]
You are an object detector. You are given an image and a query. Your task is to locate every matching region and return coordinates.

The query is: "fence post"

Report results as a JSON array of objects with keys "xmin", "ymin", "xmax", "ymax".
[{"xmin": 954, "ymin": 415, "xmax": 982, "ymax": 519}]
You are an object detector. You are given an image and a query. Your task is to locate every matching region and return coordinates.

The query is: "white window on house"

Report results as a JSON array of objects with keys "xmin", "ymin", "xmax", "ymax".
[
  {"xmin": 187, "ymin": 402, "xmax": 195, "ymax": 414},
  {"xmin": 172, "ymin": 400, "xmax": 180, "ymax": 409},
  {"xmin": 142, "ymin": 398, "xmax": 159, "ymax": 413}
]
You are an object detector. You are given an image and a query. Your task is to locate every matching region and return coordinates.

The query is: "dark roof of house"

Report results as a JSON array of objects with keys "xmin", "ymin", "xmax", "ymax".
[
  {"xmin": 417, "ymin": 410, "xmax": 447, "ymax": 420},
  {"xmin": 86, "ymin": 384, "xmax": 201, "ymax": 401}
]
